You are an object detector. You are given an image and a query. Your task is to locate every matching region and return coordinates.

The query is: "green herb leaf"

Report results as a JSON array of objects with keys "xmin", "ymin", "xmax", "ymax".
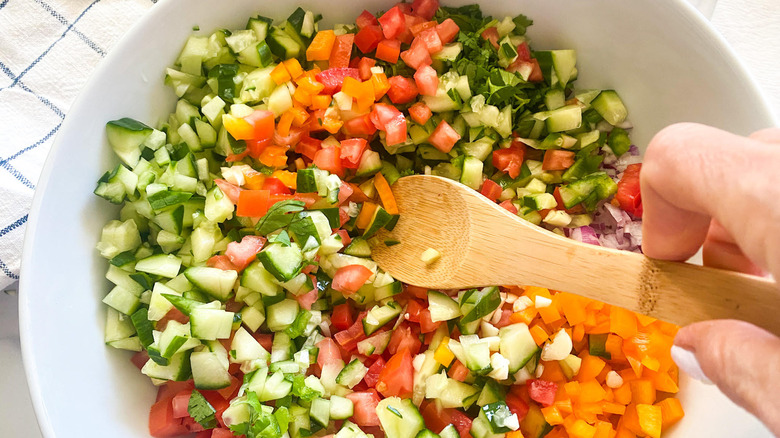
[
  {"xmin": 109, "ymin": 250, "xmax": 136, "ymax": 267},
  {"xmin": 268, "ymin": 230, "xmax": 292, "ymax": 246},
  {"xmin": 255, "ymin": 200, "xmax": 306, "ymax": 235},
  {"xmin": 188, "ymin": 389, "xmax": 217, "ymax": 429}
]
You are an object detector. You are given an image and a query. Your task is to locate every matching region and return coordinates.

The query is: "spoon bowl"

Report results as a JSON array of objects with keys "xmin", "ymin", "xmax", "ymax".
[{"xmin": 371, "ymin": 175, "xmax": 780, "ymax": 334}]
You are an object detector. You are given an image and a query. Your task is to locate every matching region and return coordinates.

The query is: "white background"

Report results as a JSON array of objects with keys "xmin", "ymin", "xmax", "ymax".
[{"xmin": 1, "ymin": 0, "xmax": 778, "ymax": 436}]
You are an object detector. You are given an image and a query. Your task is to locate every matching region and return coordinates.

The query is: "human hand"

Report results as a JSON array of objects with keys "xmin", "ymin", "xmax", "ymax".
[{"xmin": 641, "ymin": 123, "xmax": 780, "ymax": 435}]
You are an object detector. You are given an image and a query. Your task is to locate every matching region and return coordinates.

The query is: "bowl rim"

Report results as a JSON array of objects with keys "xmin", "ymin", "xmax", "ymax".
[{"xmin": 18, "ymin": 0, "xmax": 779, "ymax": 436}]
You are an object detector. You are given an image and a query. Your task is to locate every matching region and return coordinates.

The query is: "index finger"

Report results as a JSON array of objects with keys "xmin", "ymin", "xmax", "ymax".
[{"xmin": 640, "ymin": 123, "xmax": 780, "ymax": 277}]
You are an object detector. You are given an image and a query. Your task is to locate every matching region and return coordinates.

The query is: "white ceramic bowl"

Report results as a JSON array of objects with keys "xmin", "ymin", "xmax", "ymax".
[{"xmin": 20, "ymin": 0, "xmax": 778, "ymax": 437}]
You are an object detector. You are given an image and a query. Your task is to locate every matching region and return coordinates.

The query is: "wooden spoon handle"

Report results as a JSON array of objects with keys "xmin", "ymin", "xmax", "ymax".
[{"xmin": 486, "ymin": 228, "xmax": 780, "ymax": 334}]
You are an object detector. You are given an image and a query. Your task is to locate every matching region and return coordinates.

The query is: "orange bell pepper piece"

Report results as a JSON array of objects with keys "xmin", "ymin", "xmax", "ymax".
[
  {"xmin": 283, "ymin": 58, "xmax": 304, "ymax": 80},
  {"xmin": 222, "ymin": 114, "xmax": 256, "ymax": 140},
  {"xmin": 236, "ymin": 190, "xmax": 270, "ymax": 217},
  {"xmin": 271, "ymin": 170, "xmax": 297, "ymax": 190},
  {"xmin": 356, "ymin": 202, "xmax": 377, "ymax": 230},
  {"xmin": 655, "ymin": 398, "xmax": 684, "ymax": 430},
  {"xmin": 636, "ymin": 404, "xmax": 662, "ymax": 438},
  {"xmin": 270, "ymin": 63, "xmax": 291, "ymax": 85},
  {"xmin": 277, "ymin": 110, "xmax": 295, "ymax": 137},
  {"xmin": 306, "ymin": 30, "xmax": 337, "ymax": 61},
  {"xmin": 258, "ymin": 145, "xmax": 289, "ymax": 168},
  {"xmin": 373, "ymin": 172, "xmax": 399, "ymax": 215},
  {"xmin": 310, "ymin": 94, "xmax": 332, "ymax": 110}
]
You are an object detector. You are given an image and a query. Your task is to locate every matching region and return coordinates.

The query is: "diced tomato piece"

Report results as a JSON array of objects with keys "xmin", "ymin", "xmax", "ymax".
[
  {"xmin": 295, "ymin": 136, "xmax": 321, "ymax": 161},
  {"xmin": 156, "ymin": 381, "xmax": 195, "ymax": 403},
  {"xmin": 224, "ymin": 235, "xmax": 266, "ymax": 271},
  {"xmin": 410, "ymin": 21, "xmax": 437, "ymax": 37},
  {"xmin": 340, "ymin": 182, "xmax": 371, "ymax": 204},
  {"xmin": 449, "ymin": 409, "xmax": 474, "ymax": 438},
  {"xmin": 356, "ymin": 10, "xmax": 379, "ymax": 29},
  {"xmin": 314, "ymin": 146, "xmax": 345, "ymax": 177},
  {"xmin": 480, "ymin": 179, "xmax": 503, "ymax": 202},
  {"xmin": 217, "ymin": 375, "xmax": 242, "ymax": 400},
  {"xmin": 364, "ymin": 357, "xmax": 386, "ymax": 387},
  {"xmin": 340, "ymin": 138, "xmax": 369, "ymax": 169},
  {"xmin": 492, "ymin": 142, "xmax": 526, "ymax": 179},
  {"xmin": 149, "ymin": 397, "xmax": 189, "ymax": 438},
  {"xmin": 316, "ymin": 68, "xmax": 361, "ymax": 95},
  {"xmin": 414, "ymin": 64, "xmax": 439, "ymax": 96},
  {"xmin": 253, "ymin": 333, "xmax": 273, "ymax": 351},
  {"xmin": 528, "ymin": 58, "xmax": 543, "ymax": 82},
  {"xmin": 334, "ymin": 311, "xmax": 368, "ymax": 350},
  {"xmin": 211, "ymin": 429, "xmax": 235, "ymax": 438},
  {"xmin": 428, "ymin": 120, "xmax": 460, "ymax": 153},
  {"xmin": 378, "ymin": 6, "xmax": 406, "ymax": 40},
  {"xmin": 499, "ymin": 200, "xmax": 518, "ymax": 214},
  {"xmin": 516, "ymin": 41, "xmax": 531, "ymax": 62},
  {"xmin": 358, "ymin": 57, "xmax": 377, "ymax": 80},
  {"xmin": 417, "ymin": 28, "xmax": 443, "ymax": 54},
  {"xmin": 343, "ymin": 113, "xmax": 378, "ymax": 137},
  {"xmin": 505, "ymin": 392, "xmax": 530, "ymax": 422},
  {"xmin": 131, "ymin": 350, "xmax": 149, "ymax": 370},
  {"xmin": 481, "ymin": 26, "xmax": 499, "ymax": 49},
  {"xmin": 247, "ymin": 138, "xmax": 270, "ymax": 159},
  {"xmin": 273, "ymin": 127, "xmax": 304, "ymax": 147},
  {"xmin": 400, "ymin": 38, "xmax": 432, "ymax": 70},
  {"xmin": 207, "ymin": 255, "xmax": 238, "ymax": 271},
  {"xmin": 405, "ymin": 299, "xmax": 424, "ymax": 322},
  {"xmin": 236, "ymin": 189, "xmax": 270, "ymax": 217},
  {"xmin": 398, "ymin": 14, "xmax": 423, "ymax": 45},
  {"xmin": 261, "ymin": 177, "xmax": 291, "ymax": 195},
  {"xmin": 616, "ymin": 163, "xmax": 643, "ymax": 217},
  {"xmin": 494, "ymin": 309, "xmax": 513, "ymax": 328},
  {"xmin": 336, "ymin": 229, "xmax": 351, "ymax": 246},
  {"xmin": 448, "ymin": 360, "xmax": 470, "ymax": 382},
  {"xmin": 156, "ymin": 308, "xmax": 189, "ymax": 331},
  {"xmin": 527, "ymin": 379, "xmax": 558, "ymax": 407},
  {"xmin": 329, "ymin": 34, "xmax": 355, "ymax": 69},
  {"xmin": 411, "ymin": 0, "xmax": 439, "ymax": 19},
  {"xmin": 332, "ymin": 264, "xmax": 374, "ymax": 295},
  {"xmin": 436, "ymin": 18, "xmax": 460, "ymax": 44},
  {"xmin": 386, "ymin": 76, "xmax": 419, "ymax": 104},
  {"xmin": 296, "ymin": 286, "xmax": 319, "ymax": 310},
  {"xmin": 418, "ymin": 308, "xmax": 442, "ymax": 333},
  {"xmin": 375, "ymin": 39, "xmax": 402, "ymax": 64},
  {"xmin": 194, "ymin": 431, "xmax": 211, "ymax": 438},
  {"xmin": 213, "ymin": 179, "xmax": 242, "ymax": 204},
  {"xmin": 171, "ymin": 390, "xmax": 192, "ymax": 418},
  {"xmin": 542, "ymin": 149, "xmax": 575, "ymax": 170},
  {"xmin": 404, "ymin": 284, "xmax": 429, "ymax": 300},
  {"xmin": 394, "ymin": 2, "xmax": 413, "ymax": 14},
  {"xmin": 317, "ymin": 338, "xmax": 343, "ymax": 369},
  {"xmin": 370, "ymin": 103, "xmax": 408, "ymax": 146},
  {"xmin": 355, "ymin": 25, "xmax": 383, "ymax": 53},
  {"xmin": 331, "ymin": 303, "xmax": 355, "ymax": 331},
  {"xmin": 387, "ymin": 323, "xmax": 422, "ymax": 355},
  {"xmin": 407, "ymin": 102, "xmax": 432, "ymax": 126},
  {"xmin": 376, "ymin": 348, "xmax": 414, "ymax": 398},
  {"xmin": 345, "ymin": 390, "xmax": 382, "ymax": 426},
  {"xmin": 244, "ymin": 110, "xmax": 275, "ymax": 141}
]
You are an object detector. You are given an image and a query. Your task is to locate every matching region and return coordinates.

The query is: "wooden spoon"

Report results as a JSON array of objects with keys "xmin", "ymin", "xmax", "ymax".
[{"xmin": 370, "ymin": 175, "xmax": 780, "ymax": 334}]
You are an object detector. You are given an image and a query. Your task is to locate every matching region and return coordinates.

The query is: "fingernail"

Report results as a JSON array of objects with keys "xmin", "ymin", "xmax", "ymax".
[{"xmin": 671, "ymin": 345, "xmax": 713, "ymax": 384}]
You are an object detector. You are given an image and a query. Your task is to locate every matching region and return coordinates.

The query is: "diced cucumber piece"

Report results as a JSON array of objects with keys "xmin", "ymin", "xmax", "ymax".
[
  {"xmin": 310, "ymin": 398, "xmax": 331, "ymax": 427},
  {"xmin": 135, "ymin": 253, "xmax": 182, "ymax": 278},
  {"xmin": 336, "ymin": 359, "xmax": 368, "ymax": 388},
  {"xmin": 424, "ymin": 372, "xmax": 480, "ymax": 409},
  {"xmin": 428, "ymin": 291, "xmax": 461, "ymax": 322},
  {"xmin": 190, "ymin": 307, "xmax": 235, "ymax": 340},
  {"xmin": 374, "ymin": 280, "xmax": 403, "ymax": 301},
  {"xmin": 411, "ymin": 350, "xmax": 441, "ymax": 406},
  {"xmin": 440, "ymin": 425, "xmax": 459, "ymax": 438},
  {"xmin": 357, "ymin": 330, "xmax": 393, "ymax": 356},
  {"xmin": 519, "ymin": 403, "xmax": 553, "ymax": 438},
  {"xmin": 459, "ymin": 156, "xmax": 483, "ymax": 190},
  {"xmin": 191, "ymin": 350, "xmax": 232, "ymax": 390},
  {"xmin": 356, "ymin": 150, "xmax": 383, "ymax": 177},
  {"xmin": 259, "ymin": 370, "xmax": 293, "ymax": 401},
  {"xmin": 363, "ymin": 301, "xmax": 402, "ymax": 335},
  {"xmin": 231, "ymin": 326, "xmax": 270, "ymax": 362},
  {"xmin": 329, "ymin": 395, "xmax": 354, "ymax": 420},
  {"xmin": 106, "ymin": 118, "xmax": 153, "ymax": 167},
  {"xmin": 476, "ymin": 379, "xmax": 507, "ymax": 407},
  {"xmin": 363, "ymin": 205, "xmax": 394, "ymax": 239},
  {"xmin": 459, "ymin": 287, "xmax": 501, "ymax": 324},
  {"xmin": 267, "ymin": 299, "xmax": 299, "ymax": 332},
  {"xmin": 142, "ymin": 351, "xmax": 192, "ymax": 382},
  {"xmin": 344, "ymin": 237, "xmax": 372, "ymax": 257},
  {"xmin": 102, "ymin": 285, "xmax": 141, "ymax": 316},
  {"xmin": 104, "ymin": 307, "xmax": 136, "ymax": 343},
  {"xmin": 241, "ymin": 260, "xmax": 283, "ymax": 296},
  {"xmin": 97, "ymin": 219, "xmax": 142, "ymax": 259},
  {"xmin": 376, "ymin": 397, "xmax": 425, "ymax": 438},
  {"xmin": 499, "ymin": 323, "xmax": 539, "ymax": 373},
  {"xmin": 184, "ymin": 266, "xmax": 237, "ymax": 301},
  {"xmin": 591, "ymin": 90, "xmax": 628, "ymax": 125},
  {"xmin": 258, "ymin": 242, "xmax": 303, "ymax": 281},
  {"xmin": 543, "ymin": 105, "xmax": 582, "ymax": 133}
]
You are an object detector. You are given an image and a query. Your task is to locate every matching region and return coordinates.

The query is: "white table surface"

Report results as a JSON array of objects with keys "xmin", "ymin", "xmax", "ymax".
[{"xmin": 2, "ymin": 0, "xmax": 778, "ymax": 436}]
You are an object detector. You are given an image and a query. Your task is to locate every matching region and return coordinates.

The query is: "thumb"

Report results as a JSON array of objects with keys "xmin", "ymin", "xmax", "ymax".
[{"xmin": 674, "ymin": 320, "xmax": 780, "ymax": 435}]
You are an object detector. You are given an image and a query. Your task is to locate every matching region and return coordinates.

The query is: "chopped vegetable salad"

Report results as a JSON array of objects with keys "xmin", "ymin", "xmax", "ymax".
[{"xmin": 94, "ymin": 2, "xmax": 680, "ymax": 438}]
